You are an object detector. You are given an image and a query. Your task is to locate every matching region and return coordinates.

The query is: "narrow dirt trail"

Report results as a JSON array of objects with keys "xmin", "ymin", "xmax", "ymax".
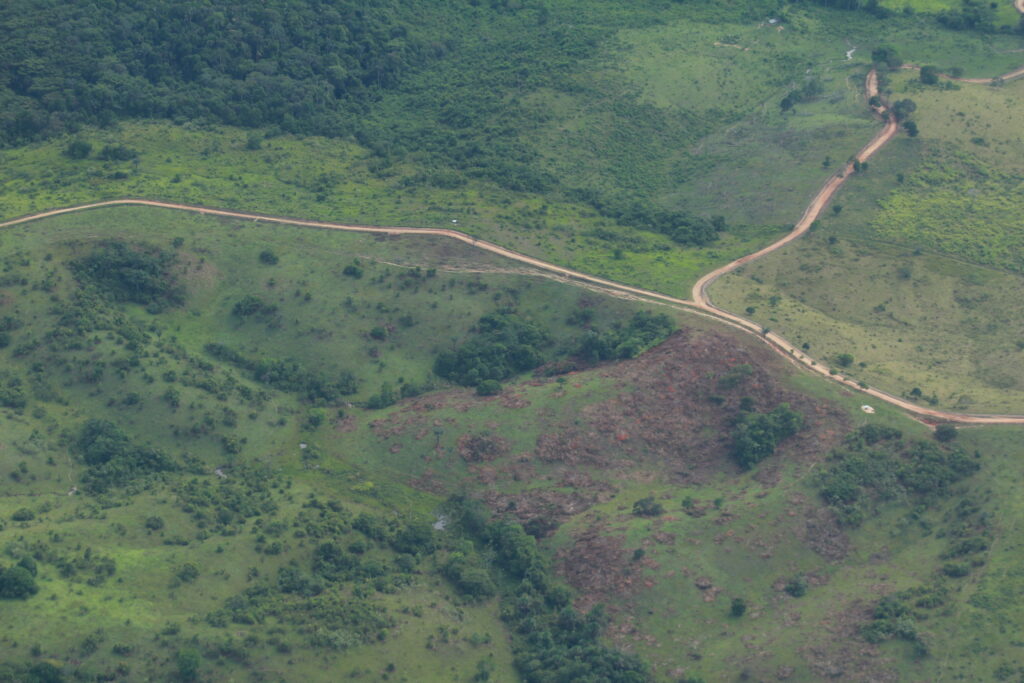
[
  {"xmin": 2, "ymin": 25, "xmax": 1024, "ymax": 425},
  {"xmin": 692, "ymin": 69, "xmax": 896, "ymax": 308}
]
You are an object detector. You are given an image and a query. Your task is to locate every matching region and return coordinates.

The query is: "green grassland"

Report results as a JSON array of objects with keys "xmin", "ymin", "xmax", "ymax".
[
  {"xmin": 2, "ymin": 205, "xmax": 1024, "ymax": 681},
  {"xmin": 3, "ymin": 2, "xmax": 1024, "ymax": 681},
  {"xmin": 880, "ymin": 0, "xmax": 1023, "ymax": 28},
  {"xmin": 0, "ymin": 206, "xmax": 680, "ymax": 680},
  {"xmin": 710, "ymin": 70, "xmax": 1024, "ymax": 413}
]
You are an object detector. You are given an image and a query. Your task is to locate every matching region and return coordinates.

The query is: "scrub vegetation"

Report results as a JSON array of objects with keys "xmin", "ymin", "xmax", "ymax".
[{"xmin": 2, "ymin": 0, "xmax": 1024, "ymax": 680}]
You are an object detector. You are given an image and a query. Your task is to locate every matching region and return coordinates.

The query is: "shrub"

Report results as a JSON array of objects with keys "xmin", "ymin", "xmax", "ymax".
[
  {"xmin": 631, "ymin": 497, "xmax": 664, "ymax": 517},
  {"xmin": 64, "ymin": 139, "xmax": 92, "ymax": 159},
  {"xmin": 0, "ymin": 566, "xmax": 39, "ymax": 599},
  {"xmin": 476, "ymin": 380, "xmax": 502, "ymax": 396},
  {"xmin": 934, "ymin": 424, "xmax": 958, "ymax": 442},
  {"xmin": 730, "ymin": 598, "xmax": 747, "ymax": 617},
  {"xmin": 785, "ymin": 576, "xmax": 808, "ymax": 597},
  {"xmin": 11, "ymin": 508, "xmax": 34, "ymax": 522}
]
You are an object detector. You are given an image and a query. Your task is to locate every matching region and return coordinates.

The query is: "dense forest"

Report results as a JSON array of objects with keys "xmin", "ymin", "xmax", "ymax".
[{"xmin": 0, "ymin": 0, "xmax": 447, "ymax": 145}]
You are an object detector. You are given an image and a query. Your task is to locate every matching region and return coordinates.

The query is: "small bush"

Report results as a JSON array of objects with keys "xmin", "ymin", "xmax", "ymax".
[
  {"xmin": 476, "ymin": 380, "xmax": 502, "ymax": 396},
  {"xmin": 0, "ymin": 566, "xmax": 39, "ymax": 599},
  {"xmin": 631, "ymin": 497, "xmax": 664, "ymax": 517},
  {"xmin": 64, "ymin": 139, "xmax": 92, "ymax": 159},
  {"xmin": 11, "ymin": 508, "xmax": 34, "ymax": 522},
  {"xmin": 785, "ymin": 576, "xmax": 808, "ymax": 598}
]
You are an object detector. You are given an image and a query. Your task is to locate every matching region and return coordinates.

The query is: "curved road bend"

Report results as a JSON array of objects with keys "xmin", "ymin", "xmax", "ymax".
[{"xmin": 3, "ymin": 62, "xmax": 1024, "ymax": 425}]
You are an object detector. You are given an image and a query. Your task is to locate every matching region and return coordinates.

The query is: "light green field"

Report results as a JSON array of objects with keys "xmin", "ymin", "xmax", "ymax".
[
  {"xmin": 709, "ymin": 68, "xmax": 1024, "ymax": 413},
  {"xmin": 881, "ymin": 0, "xmax": 1023, "ymax": 27}
]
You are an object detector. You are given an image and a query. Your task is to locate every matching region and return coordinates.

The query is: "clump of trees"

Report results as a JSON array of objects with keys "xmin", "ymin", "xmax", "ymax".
[
  {"xmin": 232, "ymin": 295, "xmax": 278, "ymax": 318},
  {"xmin": 0, "ymin": 559, "xmax": 39, "ymax": 599},
  {"xmin": 632, "ymin": 496, "xmax": 665, "ymax": 517},
  {"xmin": 0, "ymin": 372, "xmax": 27, "ymax": 409},
  {"xmin": 780, "ymin": 78, "xmax": 825, "ymax": 112},
  {"xmin": 570, "ymin": 191, "xmax": 725, "ymax": 246},
  {"xmin": 439, "ymin": 497, "xmax": 649, "ymax": 682},
  {"xmin": 816, "ymin": 425, "xmax": 978, "ymax": 527},
  {"xmin": 71, "ymin": 241, "xmax": 184, "ymax": 313},
  {"xmin": 937, "ymin": 0, "xmax": 998, "ymax": 31},
  {"xmin": 205, "ymin": 343, "xmax": 357, "ymax": 404},
  {"xmin": 434, "ymin": 312, "xmax": 549, "ymax": 388},
  {"xmin": 731, "ymin": 404, "xmax": 804, "ymax": 469},
  {"xmin": 77, "ymin": 419, "xmax": 177, "ymax": 492},
  {"xmin": 871, "ymin": 46, "xmax": 903, "ymax": 71},
  {"xmin": 574, "ymin": 310, "xmax": 674, "ymax": 363}
]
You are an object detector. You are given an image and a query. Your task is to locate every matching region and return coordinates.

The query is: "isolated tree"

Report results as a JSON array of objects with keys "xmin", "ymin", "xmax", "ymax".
[
  {"xmin": 892, "ymin": 99, "xmax": 917, "ymax": 121},
  {"xmin": 730, "ymin": 598, "xmax": 747, "ymax": 617},
  {"xmin": 903, "ymin": 120, "xmax": 919, "ymax": 137},
  {"xmin": 871, "ymin": 46, "xmax": 902, "ymax": 70},
  {"xmin": 919, "ymin": 65, "xmax": 939, "ymax": 85},
  {"xmin": 0, "ymin": 566, "xmax": 39, "ymax": 599},
  {"xmin": 836, "ymin": 353, "xmax": 854, "ymax": 368},
  {"xmin": 632, "ymin": 496, "xmax": 664, "ymax": 517}
]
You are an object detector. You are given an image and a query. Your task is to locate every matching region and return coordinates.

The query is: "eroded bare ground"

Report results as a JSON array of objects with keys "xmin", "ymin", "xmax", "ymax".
[
  {"xmin": 370, "ymin": 328, "xmax": 847, "ymax": 513},
  {"xmin": 362, "ymin": 325, "xmax": 877, "ymax": 676}
]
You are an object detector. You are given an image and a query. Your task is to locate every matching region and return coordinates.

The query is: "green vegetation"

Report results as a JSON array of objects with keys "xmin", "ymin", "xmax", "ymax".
[
  {"xmin": 1, "ymin": 0, "xmax": 1024, "ymax": 680},
  {"xmin": 6, "ymin": 204, "xmax": 1024, "ymax": 680},
  {"xmin": 711, "ymin": 71, "xmax": 1024, "ymax": 412},
  {"xmin": 816, "ymin": 425, "xmax": 978, "ymax": 526},
  {"xmin": 731, "ymin": 403, "xmax": 805, "ymax": 469},
  {"xmin": 71, "ymin": 241, "xmax": 184, "ymax": 312},
  {"xmin": 0, "ymin": 206, "xmax": 684, "ymax": 679},
  {"xmin": 434, "ymin": 312, "xmax": 549, "ymax": 389}
]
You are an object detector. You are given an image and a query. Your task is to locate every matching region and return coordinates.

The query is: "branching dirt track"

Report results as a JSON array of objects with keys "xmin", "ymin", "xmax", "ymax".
[{"xmin": 2, "ymin": 21, "xmax": 1024, "ymax": 425}]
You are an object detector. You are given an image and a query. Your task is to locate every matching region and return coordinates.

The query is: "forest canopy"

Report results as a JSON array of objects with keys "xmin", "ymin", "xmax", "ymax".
[{"xmin": 0, "ymin": 0, "xmax": 449, "ymax": 146}]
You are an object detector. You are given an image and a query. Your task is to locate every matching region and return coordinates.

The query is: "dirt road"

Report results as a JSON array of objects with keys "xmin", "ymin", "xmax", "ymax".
[
  {"xmin": 692, "ymin": 70, "xmax": 896, "ymax": 308},
  {"xmin": 2, "ymin": 40, "xmax": 1024, "ymax": 425},
  {"xmin": 6, "ymin": 193, "xmax": 1024, "ymax": 426}
]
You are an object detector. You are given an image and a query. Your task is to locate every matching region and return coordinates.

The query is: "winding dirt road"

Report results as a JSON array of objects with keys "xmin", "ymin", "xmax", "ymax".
[
  {"xmin": 692, "ymin": 70, "xmax": 896, "ymax": 309},
  {"xmin": 2, "ymin": 15, "xmax": 1023, "ymax": 425}
]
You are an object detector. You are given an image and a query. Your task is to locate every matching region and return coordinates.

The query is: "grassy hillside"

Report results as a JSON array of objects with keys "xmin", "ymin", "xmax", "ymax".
[
  {"xmin": 4, "ymin": 207, "xmax": 1024, "ymax": 681},
  {"xmin": 711, "ymin": 69, "xmax": 1024, "ymax": 413},
  {"xmin": 0, "ymin": 206, "xmax": 678, "ymax": 681},
  {"xmin": 3, "ymin": 2, "xmax": 1024, "ymax": 681}
]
